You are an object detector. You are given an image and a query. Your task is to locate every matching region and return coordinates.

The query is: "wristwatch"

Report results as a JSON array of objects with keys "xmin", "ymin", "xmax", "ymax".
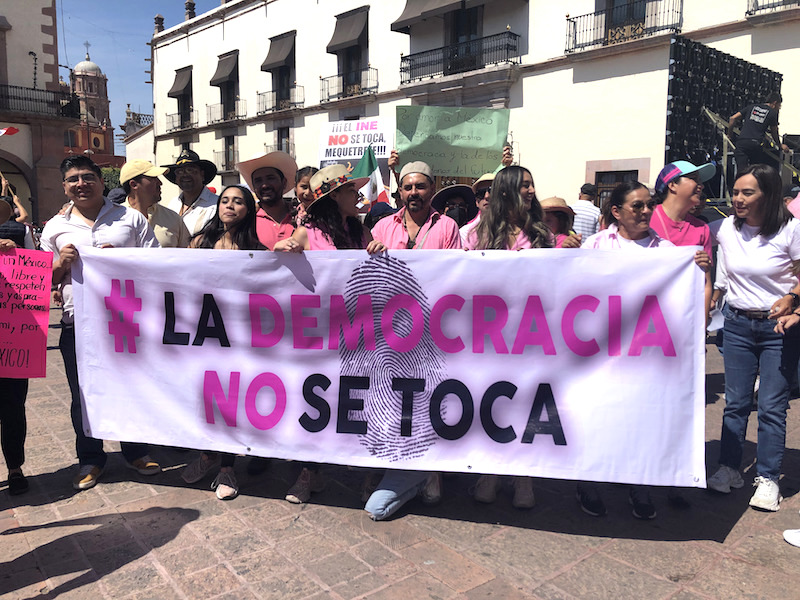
[{"xmin": 786, "ymin": 292, "xmax": 800, "ymax": 308}]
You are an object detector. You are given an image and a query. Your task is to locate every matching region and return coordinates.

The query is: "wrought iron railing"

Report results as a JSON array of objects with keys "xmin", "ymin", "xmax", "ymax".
[
  {"xmin": 400, "ymin": 31, "xmax": 521, "ymax": 84},
  {"xmin": 264, "ymin": 141, "xmax": 295, "ymax": 157},
  {"xmin": 566, "ymin": 0, "xmax": 682, "ymax": 53},
  {"xmin": 207, "ymin": 100, "xmax": 247, "ymax": 124},
  {"xmin": 746, "ymin": 0, "xmax": 800, "ymax": 14},
  {"xmin": 213, "ymin": 149, "xmax": 239, "ymax": 172},
  {"xmin": 166, "ymin": 110, "xmax": 198, "ymax": 132},
  {"xmin": 257, "ymin": 86, "xmax": 305, "ymax": 114},
  {"xmin": 320, "ymin": 67, "xmax": 378, "ymax": 103},
  {"xmin": 130, "ymin": 112, "xmax": 154, "ymax": 126},
  {"xmin": 0, "ymin": 84, "xmax": 79, "ymax": 118}
]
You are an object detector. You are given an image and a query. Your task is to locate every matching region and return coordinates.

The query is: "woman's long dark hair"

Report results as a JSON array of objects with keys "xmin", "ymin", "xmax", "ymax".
[
  {"xmin": 191, "ymin": 185, "xmax": 265, "ymax": 250},
  {"xmin": 602, "ymin": 181, "xmax": 649, "ymax": 226},
  {"xmin": 473, "ymin": 166, "xmax": 550, "ymax": 249},
  {"xmin": 734, "ymin": 164, "xmax": 792, "ymax": 237},
  {"xmin": 305, "ymin": 190, "xmax": 364, "ymax": 249}
]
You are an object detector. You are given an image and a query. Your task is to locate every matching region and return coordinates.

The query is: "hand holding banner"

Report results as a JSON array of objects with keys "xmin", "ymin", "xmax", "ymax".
[{"xmin": 0, "ymin": 249, "xmax": 53, "ymax": 378}]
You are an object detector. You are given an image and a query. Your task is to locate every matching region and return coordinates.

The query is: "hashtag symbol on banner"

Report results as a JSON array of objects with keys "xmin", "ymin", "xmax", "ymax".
[{"xmin": 104, "ymin": 279, "xmax": 142, "ymax": 354}]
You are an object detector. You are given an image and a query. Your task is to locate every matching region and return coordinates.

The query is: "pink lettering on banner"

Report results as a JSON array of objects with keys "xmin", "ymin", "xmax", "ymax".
[
  {"xmin": 104, "ymin": 279, "xmax": 142, "ymax": 353},
  {"xmin": 203, "ymin": 370, "xmax": 239, "ymax": 426},
  {"xmin": 562, "ymin": 295, "xmax": 600, "ymax": 357},
  {"xmin": 629, "ymin": 295, "xmax": 676, "ymax": 357},
  {"xmin": 0, "ymin": 249, "xmax": 53, "ymax": 378},
  {"xmin": 608, "ymin": 295, "xmax": 622, "ymax": 357},
  {"xmin": 381, "ymin": 294, "xmax": 424, "ymax": 352},
  {"xmin": 511, "ymin": 296, "xmax": 556, "ymax": 355},
  {"xmin": 291, "ymin": 295, "xmax": 323, "ymax": 350},
  {"xmin": 473, "ymin": 295, "xmax": 509, "ymax": 354},
  {"xmin": 245, "ymin": 373, "xmax": 286, "ymax": 430},
  {"xmin": 328, "ymin": 294, "xmax": 376, "ymax": 351},
  {"xmin": 430, "ymin": 294, "xmax": 465, "ymax": 353},
  {"xmin": 250, "ymin": 294, "xmax": 284, "ymax": 347}
]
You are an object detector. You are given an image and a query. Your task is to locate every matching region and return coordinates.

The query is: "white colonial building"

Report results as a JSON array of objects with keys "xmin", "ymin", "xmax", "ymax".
[{"xmin": 144, "ymin": 0, "xmax": 800, "ymax": 202}]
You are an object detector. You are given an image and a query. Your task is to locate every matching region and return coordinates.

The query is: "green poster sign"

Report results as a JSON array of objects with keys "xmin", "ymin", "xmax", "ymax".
[{"xmin": 396, "ymin": 106, "xmax": 510, "ymax": 178}]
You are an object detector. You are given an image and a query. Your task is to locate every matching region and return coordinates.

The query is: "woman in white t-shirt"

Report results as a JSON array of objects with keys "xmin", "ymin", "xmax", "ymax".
[{"xmin": 706, "ymin": 164, "xmax": 800, "ymax": 512}]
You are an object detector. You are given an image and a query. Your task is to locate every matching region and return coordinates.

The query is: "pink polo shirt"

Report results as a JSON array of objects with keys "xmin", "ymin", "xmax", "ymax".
[
  {"xmin": 650, "ymin": 204, "xmax": 712, "ymax": 258},
  {"xmin": 371, "ymin": 207, "xmax": 462, "ymax": 250},
  {"xmin": 255, "ymin": 208, "xmax": 295, "ymax": 250}
]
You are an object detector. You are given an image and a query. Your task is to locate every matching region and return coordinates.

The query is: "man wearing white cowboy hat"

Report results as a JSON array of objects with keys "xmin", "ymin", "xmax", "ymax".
[
  {"xmin": 236, "ymin": 151, "xmax": 298, "ymax": 250},
  {"xmin": 160, "ymin": 149, "xmax": 218, "ymax": 236},
  {"xmin": 120, "ymin": 160, "xmax": 190, "ymax": 248}
]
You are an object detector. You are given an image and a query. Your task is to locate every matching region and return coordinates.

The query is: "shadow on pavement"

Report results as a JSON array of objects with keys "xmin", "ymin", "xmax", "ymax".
[{"xmin": 0, "ymin": 506, "xmax": 199, "ymax": 599}]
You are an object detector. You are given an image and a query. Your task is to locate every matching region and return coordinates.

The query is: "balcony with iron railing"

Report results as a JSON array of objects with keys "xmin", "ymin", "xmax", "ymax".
[
  {"xmin": 746, "ymin": 0, "xmax": 800, "ymax": 14},
  {"xmin": 400, "ymin": 31, "xmax": 521, "ymax": 84},
  {"xmin": 257, "ymin": 86, "xmax": 305, "ymax": 115},
  {"xmin": 565, "ymin": 0, "xmax": 682, "ymax": 53},
  {"xmin": 0, "ymin": 84, "xmax": 80, "ymax": 118},
  {"xmin": 207, "ymin": 100, "xmax": 247, "ymax": 124},
  {"xmin": 264, "ymin": 141, "xmax": 295, "ymax": 157},
  {"xmin": 320, "ymin": 67, "xmax": 378, "ymax": 103},
  {"xmin": 166, "ymin": 110, "xmax": 198, "ymax": 132},
  {"xmin": 213, "ymin": 149, "xmax": 239, "ymax": 172}
]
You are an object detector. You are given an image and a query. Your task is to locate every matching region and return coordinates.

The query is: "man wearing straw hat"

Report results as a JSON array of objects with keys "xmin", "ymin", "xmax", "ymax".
[{"xmin": 236, "ymin": 151, "xmax": 298, "ymax": 250}]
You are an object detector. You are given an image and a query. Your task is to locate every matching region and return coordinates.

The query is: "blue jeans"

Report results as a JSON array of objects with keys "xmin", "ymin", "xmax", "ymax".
[
  {"xmin": 364, "ymin": 470, "xmax": 428, "ymax": 520},
  {"xmin": 718, "ymin": 306, "xmax": 800, "ymax": 481},
  {"xmin": 60, "ymin": 325, "xmax": 149, "ymax": 468}
]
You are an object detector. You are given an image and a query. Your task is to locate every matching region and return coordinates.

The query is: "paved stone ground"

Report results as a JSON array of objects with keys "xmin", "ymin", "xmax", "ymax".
[{"xmin": 2, "ymin": 307, "xmax": 800, "ymax": 600}]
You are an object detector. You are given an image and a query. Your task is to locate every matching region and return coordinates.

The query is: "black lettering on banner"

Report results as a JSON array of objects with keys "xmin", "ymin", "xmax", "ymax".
[
  {"xmin": 392, "ymin": 378, "xmax": 425, "ymax": 437},
  {"xmin": 163, "ymin": 292, "xmax": 190, "ymax": 345},
  {"xmin": 300, "ymin": 374, "xmax": 332, "ymax": 433},
  {"xmin": 480, "ymin": 381, "xmax": 517, "ymax": 443},
  {"xmin": 429, "ymin": 379, "xmax": 473, "ymax": 440},
  {"xmin": 192, "ymin": 294, "xmax": 230, "ymax": 347},
  {"xmin": 521, "ymin": 383, "xmax": 566, "ymax": 445},
  {"xmin": 336, "ymin": 376, "xmax": 369, "ymax": 434}
]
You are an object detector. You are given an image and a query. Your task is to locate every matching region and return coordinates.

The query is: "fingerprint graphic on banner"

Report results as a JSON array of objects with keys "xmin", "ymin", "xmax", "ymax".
[{"xmin": 341, "ymin": 256, "xmax": 446, "ymax": 461}]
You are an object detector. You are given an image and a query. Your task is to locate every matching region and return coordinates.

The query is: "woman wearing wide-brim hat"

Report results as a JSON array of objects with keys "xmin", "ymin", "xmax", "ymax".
[
  {"xmin": 540, "ymin": 196, "xmax": 577, "ymax": 248},
  {"xmin": 162, "ymin": 149, "xmax": 217, "ymax": 186},
  {"xmin": 274, "ymin": 164, "xmax": 380, "ymax": 252}
]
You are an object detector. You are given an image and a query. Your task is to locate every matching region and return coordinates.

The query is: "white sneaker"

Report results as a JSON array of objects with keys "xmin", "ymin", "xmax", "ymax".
[
  {"xmin": 211, "ymin": 470, "xmax": 239, "ymax": 501},
  {"xmin": 473, "ymin": 474, "xmax": 498, "ymax": 503},
  {"xmin": 783, "ymin": 529, "xmax": 800, "ymax": 548},
  {"xmin": 707, "ymin": 465, "xmax": 744, "ymax": 493},
  {"xmin": 749, "ymin": 476, "xmax": 781, "ymax": 511}
]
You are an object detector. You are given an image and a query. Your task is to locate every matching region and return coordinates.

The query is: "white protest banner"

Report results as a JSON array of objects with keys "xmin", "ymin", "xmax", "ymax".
[
  {"xmin": 73, "ymin": 247, "xmax": 706, "ymax": 488},
  {"xmin": 318, "ymin": 117, "xmax": 391, "ymax": 167}
]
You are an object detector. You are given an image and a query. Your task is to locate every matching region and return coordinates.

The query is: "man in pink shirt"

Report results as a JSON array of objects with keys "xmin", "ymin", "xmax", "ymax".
[
  {"xmin": 236, "ymin": 151, "xmax": 298, "ymax": 249},
  {"xmin": 371, "ymin": 161, "xmax": 461, "ymax": 250}
]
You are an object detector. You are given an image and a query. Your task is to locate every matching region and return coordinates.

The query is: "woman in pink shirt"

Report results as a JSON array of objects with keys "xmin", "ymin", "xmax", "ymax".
[
  {"xmin": 275, "ymin": 164, "xmax": 372, "ymax": 252},
  {"xmin": 465, "ymin": 166, "xmax": 551, "ymax": 251}
]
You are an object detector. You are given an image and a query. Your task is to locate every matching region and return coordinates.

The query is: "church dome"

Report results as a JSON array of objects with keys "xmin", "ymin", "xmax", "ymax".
[{"xmin": 74, "ymin": 52, "xmax": 102, "ymax": 75}]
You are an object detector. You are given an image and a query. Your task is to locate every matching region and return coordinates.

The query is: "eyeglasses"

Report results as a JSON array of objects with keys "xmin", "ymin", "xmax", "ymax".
[
  {"xmin": 445, "ymin": 200, "xmax": 466, "ymax": 209},
  {"xmin": 64, "ymin": 173, "xmax": 99, "ymax": 184},
  {"xmin": 625, "ymin": 200, "xmax": 657, "ymax": 212},
  {"xmin": 476, "ymin": 186, "xmax": 491, "ymax": 196}
]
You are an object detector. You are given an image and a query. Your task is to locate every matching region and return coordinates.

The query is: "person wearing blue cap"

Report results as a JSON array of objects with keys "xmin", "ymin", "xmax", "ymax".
[{"xmin": 651, "ymin": 160, "xmax": 715, "ymax": 318}]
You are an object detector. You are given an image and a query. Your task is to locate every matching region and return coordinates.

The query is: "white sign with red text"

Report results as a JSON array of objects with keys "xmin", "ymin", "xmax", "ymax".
[{"xmin": 73, "ymin": 247, "xmax": 706, "ymax": 487}]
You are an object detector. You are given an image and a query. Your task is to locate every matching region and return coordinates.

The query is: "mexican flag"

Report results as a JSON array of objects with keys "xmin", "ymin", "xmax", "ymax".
[
  {"xmin": 0, "ymin": 127, "xmax": 19, "ymax": 137},
  {"xmin": 351, "ymin": 145, "xmax": 389, "ymax": 207}
]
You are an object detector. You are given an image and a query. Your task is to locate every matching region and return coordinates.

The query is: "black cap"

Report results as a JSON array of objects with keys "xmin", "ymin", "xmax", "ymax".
[{"xmin": 580, "ymin": 183, "xmax": 597, "ymax": 197}]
